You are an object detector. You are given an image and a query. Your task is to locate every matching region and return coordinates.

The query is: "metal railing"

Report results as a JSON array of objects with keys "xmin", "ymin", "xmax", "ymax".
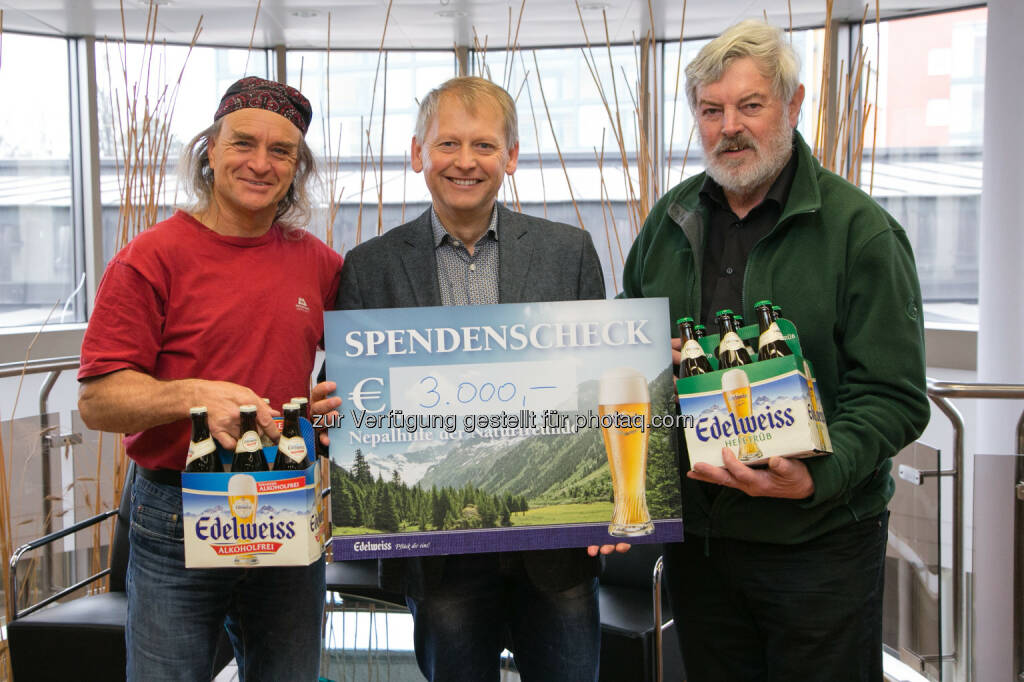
[
  {"xmin": 1, "ymin": 355, "xmax": 83, "ymax": 607},
  {"xmin": 923, "ymin": 379, "xmax": 1024, "ymax": 681},
  {"xmin": 5, "ymin": 356, "xmax": 1024, "ymax": 680}
]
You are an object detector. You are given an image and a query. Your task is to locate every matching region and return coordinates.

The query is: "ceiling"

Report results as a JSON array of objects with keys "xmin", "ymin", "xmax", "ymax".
[{"xmin": 0, "ymin": 0, "xmax": 983, "ymax": 50}]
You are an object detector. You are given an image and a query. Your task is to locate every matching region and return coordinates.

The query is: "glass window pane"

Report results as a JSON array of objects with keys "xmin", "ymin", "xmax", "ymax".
[
  {"xmin": 95, "ymin": 43, "xmax": 269, "ymax": 263},
  {"xmin": 480, "ymin": 46, "xmax": 642, "ymax": 296},
  {"xmin": 861, "ymin": 7, "xmax": 985, "ymax": 311},
  {"xmin": 0, "ymin": 33, "xmax": 79, "ymax": 328},
  {"xmin": 286, "ymin": 50, "xmax": 456, "ymax": 250}
]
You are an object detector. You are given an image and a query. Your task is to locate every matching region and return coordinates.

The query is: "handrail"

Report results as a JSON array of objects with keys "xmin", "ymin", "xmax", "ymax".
[
  {"xmin": 924, "ymin": 378, "xmax": 1024, "ymax": 682},
  {"xmin": 652, "ymin": 555, "xmax": 665, "ymax": 682},
  {"xmin": 8, "ymin": 508, "xmax": 118, "ymax": 622},
  {"xmin": 1, "ymin": 354, "xmax": 82, "ymax": 620},
  {"xmin": 0, "ymin": 355, "xmax": 80, "ymax": 379}
]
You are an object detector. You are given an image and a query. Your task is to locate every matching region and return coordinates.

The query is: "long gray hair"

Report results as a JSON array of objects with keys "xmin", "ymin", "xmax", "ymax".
[{"xmin": 180, "ymin": 119, "xmax": 317, "ymax": 232}]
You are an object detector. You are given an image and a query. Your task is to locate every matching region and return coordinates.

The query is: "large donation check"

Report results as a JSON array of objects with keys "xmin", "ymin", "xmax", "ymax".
[{"xmin": 324, "ymin": 298, "xmax": 683, "ymax": 560}]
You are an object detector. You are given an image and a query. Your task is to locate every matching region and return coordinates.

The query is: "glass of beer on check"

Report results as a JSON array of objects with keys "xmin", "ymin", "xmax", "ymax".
[
  {"xmin": 721, "ymin": 369, "xmax": 764, "ymax": 462},
  {"xmin": 598, "ymin": 368, "xmax": 655, "ymax": 537}
]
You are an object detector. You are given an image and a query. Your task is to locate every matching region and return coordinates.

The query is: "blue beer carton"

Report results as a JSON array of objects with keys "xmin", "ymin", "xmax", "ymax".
[{"xmin": 181, "ymin": 418, "xmax": 327, "ymax": 568}]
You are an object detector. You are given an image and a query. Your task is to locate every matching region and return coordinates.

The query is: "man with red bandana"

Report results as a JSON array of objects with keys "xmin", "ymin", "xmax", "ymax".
[{"xmin": 78, "ymin": 77, "xmax": 342, "ymax": 681}]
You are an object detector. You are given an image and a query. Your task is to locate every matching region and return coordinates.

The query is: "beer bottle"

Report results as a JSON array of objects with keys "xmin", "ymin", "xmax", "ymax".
[
  {"xmin": 677, "ymin": 317, "xmax": 714, "ymax": 377},
  {"xmin": 259, "ymin": 398, "xmax": 274, "ymax": 448},
  {"xmin": 755, "ymin": 300, "xmax": 793, "ymax": 361},
  {"xmin": 734, "ymin": 314, "xmax": 757, "ymax": 358},
  {"xmin": 291, "ymin": 396, "xmax": 310, "ymax": 423},
  {"xmin": 715, "ymin": 309, "xmax": 752, "ymax": 368},
  {"xmin": 232, "ymin": 405, "xmax": 269, "ymax": 472},
  {"xmin": 694, "ymin": 324, "xmax": 707, "ymax": 341},
  {"xmin": 185, "ymin": 407, "xmax": 223, "ymax": 473},
  {"xmin": 771, "ymin": 305, "xmax": 783, "ymax": 321},
  {"xmin": 274, "ymin": 403, "xmax": 309, "ymax": 471}
]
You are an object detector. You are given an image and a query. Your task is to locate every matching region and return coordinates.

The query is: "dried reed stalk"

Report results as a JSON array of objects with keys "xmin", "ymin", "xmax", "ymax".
[
  {"xmin": 107, "ymin": 1, "xmax": 202, "ymax": 247},
  {"xmin": 592, "ymin": 136, "xmax": 623, "ymax": 292},
  {"xmin": 664, "ymin": 0, "xmax": 688, "ymax": 178},
  {"xmin": 377, "ymin": 52, "xmax": 388, "ymax": 236},
  {"xmin": 354, "ymin": 0, "xmax": 394, "ymax": 245},
  {"xmin": 869, "ymin": 0, "xmax": 880, "ymax": 194},
  {"xmin": 1, "ymin": 301, "xmax": 60, "ymax": 632},
  {"xmin": 811, "ymin": 0, "xmax": 875, "ymax": 190},
  {"xmin": 502, "ymin": 0, "xmax": 527, "ymax": 91},
  {"xmin": 813, "ymin": 0, "xmax": 835, "ymax": 160},
  {"xmin": 242, "ymin": 0, "xmax": 263, "ymax": 76},
  {"xmin": 531, "ymin": 50, "xmax": 585, "ymax": 231},
  {"xmin": 321, "ymin": 12, "xmax": 345, "ymax": 250},
  {"xmin": 517, "ymin": 51, "xmax": 548, "ymax": 218}
]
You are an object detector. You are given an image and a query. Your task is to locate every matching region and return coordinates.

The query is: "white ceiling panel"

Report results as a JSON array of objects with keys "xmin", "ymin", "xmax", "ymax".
[{"xmin": 0, "ymin": 0, "xmax": 984, "ymax": 50}]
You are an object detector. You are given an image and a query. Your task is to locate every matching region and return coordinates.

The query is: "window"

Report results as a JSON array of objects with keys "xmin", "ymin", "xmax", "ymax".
[
  {"xmin": 861, "ymin": 8, "xmax": 986, "ymax": 317},
  {"xmin": 94, "ymin": 43, "xmax": 270, "ymax": 263},
  {"xmin": 482, "ymin": 45, "xmax": 642, "ymax": 294},
  {"xmin": 0, "ymin": 33, "xmax": 79, "ymax": 328},
  {"xmin": 286, "ymin": 49, "xmax": 456, "ymax": 251}
]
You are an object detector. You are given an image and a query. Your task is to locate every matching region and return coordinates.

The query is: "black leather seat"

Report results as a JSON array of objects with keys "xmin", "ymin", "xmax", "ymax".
[
  {"xmin": 7, "ymin": 463, "xmax": 234, "ymax": 681},
  {"xmin": 324, "ymin": 558, "xmax": 406, "ymax": 607},
  {"xmin": 598, "ymin": 543, "xmax": 685, "ymax": 682}
]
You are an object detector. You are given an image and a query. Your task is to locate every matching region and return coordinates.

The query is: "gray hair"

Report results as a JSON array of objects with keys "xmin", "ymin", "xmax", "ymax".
[
  {"xmin": 415, "ymin": 76, "xmax": 518, "ymax": 148},
  {"xmin": 685, "ymin": 20, "xmax": 801, "ymax": 113},
  {"xmin": 180, "ymin": 119, "xmax": 317, "ymax": 233}
]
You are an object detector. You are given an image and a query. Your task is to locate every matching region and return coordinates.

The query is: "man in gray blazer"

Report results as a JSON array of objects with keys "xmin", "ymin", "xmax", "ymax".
[{"xmin": 335, "ymin": 77, "xmax": 607, "ymax": 681}]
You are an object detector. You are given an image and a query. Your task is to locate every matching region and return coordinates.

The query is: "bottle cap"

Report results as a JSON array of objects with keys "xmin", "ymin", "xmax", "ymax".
[
  {"xmin": 676, "ymin": 316, "xmax": 694, "ymax": 324},
  {"xmin": 283, "ymin": 402, "xmax": 298, "ymax": 411},
  {"xmin": 239, "ymin": 404, "xmax": 257, "ymax": 413},
  {"xmin": 754, "ymin": 299, "xmax": 773, "ymax": 308},
  {"xmin": 189, "ymin": 406, "xmax": 207, "ymax": 415},
  {"xmin": 715, "ymin": 309, "xmax": 734, "ymax": 317}
]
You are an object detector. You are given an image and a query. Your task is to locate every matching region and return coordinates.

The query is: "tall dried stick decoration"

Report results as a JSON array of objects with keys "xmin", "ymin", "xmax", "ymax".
[
  {"xmin": 101, "ymin": 0, "xmax": 203, "ymax": 570},
  {"xmin": 355, "ymin": 0, "xmax": 394, "ymax": 245}
]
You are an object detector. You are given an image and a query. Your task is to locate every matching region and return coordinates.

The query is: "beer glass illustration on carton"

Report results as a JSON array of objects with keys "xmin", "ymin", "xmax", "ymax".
[
  {"xmin": 721, "ymin": 369, "xmax": 763, "ymax": 462},
  {"xmin": 228, "ymin": 473, "xmax": 260, "ymax": 565},
  {"xmin": 598, "ymin": 368, "xmax": 654, "ymax": 537}
]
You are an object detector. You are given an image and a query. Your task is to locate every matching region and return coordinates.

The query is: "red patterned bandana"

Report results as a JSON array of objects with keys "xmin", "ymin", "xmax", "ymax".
[{"xmin": 214, "ymin": 77, "xmax": 312, "ymax": 134}]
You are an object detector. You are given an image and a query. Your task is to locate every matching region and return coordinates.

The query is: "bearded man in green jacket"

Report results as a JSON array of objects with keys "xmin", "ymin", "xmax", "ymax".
[{"xmin": 622, "ymin": 20, "xmax": 929, "ymax": 681}]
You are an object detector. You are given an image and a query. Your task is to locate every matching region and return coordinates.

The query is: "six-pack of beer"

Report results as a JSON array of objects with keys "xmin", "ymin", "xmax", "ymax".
[
  {"xmin": 675, "ymin": 301, "xmax": 832, "ymax": 468},
  {"xmin": 180, "ymin": 401, "xmax": 327, "ymax": 568}
]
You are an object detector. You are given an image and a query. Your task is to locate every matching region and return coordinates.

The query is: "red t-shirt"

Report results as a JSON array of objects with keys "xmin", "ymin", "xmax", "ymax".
[{"xmin": 79, "ymin": 210, "xmax": 343, "ymax": 470}]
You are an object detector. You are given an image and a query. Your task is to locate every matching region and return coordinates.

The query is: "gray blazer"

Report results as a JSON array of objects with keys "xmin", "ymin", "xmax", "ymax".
[{"xmin": 335, "ymin": 204, "xmax": 606, "ymax": 595}]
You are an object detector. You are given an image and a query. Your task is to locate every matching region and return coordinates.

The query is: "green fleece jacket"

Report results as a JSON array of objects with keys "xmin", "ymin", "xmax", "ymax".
[{"xmin": 623, "ymin": 132, "xmax": 930, "ymax": 544}]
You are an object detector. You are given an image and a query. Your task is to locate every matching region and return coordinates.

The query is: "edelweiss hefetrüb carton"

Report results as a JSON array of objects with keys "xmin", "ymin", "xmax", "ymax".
[
  {"xmin": 676, "ymin": 319, "xmax": 832, "ymax": 468},
  {"xmin": 181, "ymin": 420, "xmax": 326, "ymax": 568}
]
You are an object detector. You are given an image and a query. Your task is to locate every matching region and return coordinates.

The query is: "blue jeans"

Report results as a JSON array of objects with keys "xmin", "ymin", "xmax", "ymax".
[
  {"xmin": 126, "ymin": 474, "xmax": 326, "ymax": 681},
  {"xmin": 665, "ymin": 511, "xmax": 889, "ymax": 682},
  {"xmin": 406, "ymin": 553, "xmax": 600, "ymax": 682}
]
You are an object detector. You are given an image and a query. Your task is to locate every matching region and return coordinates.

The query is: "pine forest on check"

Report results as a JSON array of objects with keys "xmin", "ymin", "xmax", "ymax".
[{"xmin": 330, "ymin": 369, "xmax": 681, "ymax": 534}]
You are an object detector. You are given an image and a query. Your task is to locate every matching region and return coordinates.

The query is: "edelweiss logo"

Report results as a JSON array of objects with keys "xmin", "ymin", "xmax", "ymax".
[{"xmin": 295, "ymin": 297, "xmax": 310, "ymax": 313}]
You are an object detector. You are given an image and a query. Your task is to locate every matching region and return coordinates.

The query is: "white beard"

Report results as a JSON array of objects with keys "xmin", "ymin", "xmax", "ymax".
[{"xmin": 703, "ymin": 115, "xmax": 794, "ymax": 197}]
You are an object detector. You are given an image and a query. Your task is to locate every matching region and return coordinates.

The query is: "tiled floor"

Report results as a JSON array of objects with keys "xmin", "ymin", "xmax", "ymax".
[{"xmin": 213, "ymin": 601, "xmax": 522, "ymax": 682}]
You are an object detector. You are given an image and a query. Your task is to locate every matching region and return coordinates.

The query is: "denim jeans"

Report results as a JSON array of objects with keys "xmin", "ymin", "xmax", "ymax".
[
  {"xmin": 664, "ymin": 511, "xmax": 889, "ymax": 682},
  {"xmin": 406, "ymin": 553, "xmax": 600, "ymax": 682},
  {"xmin": 126, "ymin": 474, "xmax": 326, "ymax": 682}
]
